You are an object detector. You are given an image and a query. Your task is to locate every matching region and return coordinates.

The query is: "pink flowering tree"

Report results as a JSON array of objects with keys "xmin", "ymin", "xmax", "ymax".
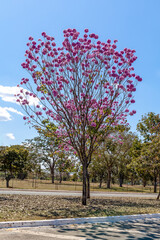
[{"xmin": 16, "ymin": 28, "xmax": 142, "ymax": 205}]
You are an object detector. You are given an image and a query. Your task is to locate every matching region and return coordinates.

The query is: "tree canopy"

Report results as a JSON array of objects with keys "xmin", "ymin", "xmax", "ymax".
[{"xmin": 16, "ymin": 28, "xmax": 142, "ymax": 204}]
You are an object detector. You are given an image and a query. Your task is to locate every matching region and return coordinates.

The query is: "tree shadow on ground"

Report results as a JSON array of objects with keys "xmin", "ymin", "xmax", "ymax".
[{"xmin": 52, "ymin": 219, "xmax": 160, "ymax": 239}]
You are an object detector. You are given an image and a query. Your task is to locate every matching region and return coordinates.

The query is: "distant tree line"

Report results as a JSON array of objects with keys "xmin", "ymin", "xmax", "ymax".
[{"xmin": 1, "ymin": 112, "xmax": 160, "ymax": 196}]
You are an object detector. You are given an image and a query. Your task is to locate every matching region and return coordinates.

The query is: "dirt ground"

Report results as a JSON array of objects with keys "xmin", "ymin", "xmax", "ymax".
[{"xmin": 0, "ymin": 194, "xmax": 160, "ymax": 221}]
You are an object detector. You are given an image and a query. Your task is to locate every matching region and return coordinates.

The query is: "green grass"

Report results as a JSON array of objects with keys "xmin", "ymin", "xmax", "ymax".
[{"xmin": 0, "ymin": 194, "xmax": 159, "ymax": 222}]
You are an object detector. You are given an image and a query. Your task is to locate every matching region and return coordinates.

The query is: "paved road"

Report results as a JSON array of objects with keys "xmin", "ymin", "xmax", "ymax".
[
  {"xmin": 0, "ymin": 189, "xmax": 157, "ymax": 198},
  {"xmin": 1, "ymin": 218, "xmax": 160, "ymax": 239}
]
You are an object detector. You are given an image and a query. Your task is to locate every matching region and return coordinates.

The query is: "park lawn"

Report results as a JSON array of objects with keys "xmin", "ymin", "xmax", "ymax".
[
  {"xmin": 0, "ymin": 195, "xmax": 160, "ymax": 222},
  {"xmin": 0, "ymin": 178, "xmax": 154, "ymax": 193}
]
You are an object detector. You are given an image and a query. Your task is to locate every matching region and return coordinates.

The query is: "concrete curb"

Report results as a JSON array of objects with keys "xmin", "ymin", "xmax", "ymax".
[{"xmin": 0, "ymin": 213, "xmax": 160, "ymax": 229}]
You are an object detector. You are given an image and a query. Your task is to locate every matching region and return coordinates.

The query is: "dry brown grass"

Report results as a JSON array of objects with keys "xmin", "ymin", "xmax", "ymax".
[
  {"xmin": 0, "ymin": 178, "xmax": 154, "ymax": 193},
  {"xmin": 0, "ymin": 194, "xmax": 160, "ymax": 222}
]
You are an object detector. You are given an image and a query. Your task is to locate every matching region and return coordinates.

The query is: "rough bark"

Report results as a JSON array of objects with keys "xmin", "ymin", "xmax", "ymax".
[
  {"xmin": 86, "ymin": 169, "xmax": 90, "ymax": 199},
  {"xmin": 51, "ymin": 175, "xmax": 54, "ymax": 184},
  {"xmin": 82, "ymin": 161, "xmax": 87, "ymax": 205},
  {"xmin": 154, "ymin": 173, "xmax": 157, "ymax": 193},
  {"xmin": 51, "ymin": 168, "xmax": 55, "ymax": 184},
  {"xmin": 131, "ymin": 178, "xmax": 134, "ymax": 186},
  {"xmin": 156, "ymin": 173, "xmax": 160, "ymax": 200},
  {"xmin": 107, "ymin": 170, "xmax": 111, "ymax": 189},
  {"xmin": 99, "ymin": 177, "xmax": 103, "ymax": 188},
  {"xmin": 143, "ymin": 179, "xmax": 146, "ymax": 188},
  {"xmin": 119, "ymin": 173, "xmax": 124, "ymax": 187},
  {"xmin": 6, "ymin": 176, "xmax": 11, "ymax": 188},
  {"xmin": 50, "ymin": 159, "xmax": 55, "ymax": 184},
  {"xmin": 59, "ymin": 171, "xmax": 62, "ymax": 184}
]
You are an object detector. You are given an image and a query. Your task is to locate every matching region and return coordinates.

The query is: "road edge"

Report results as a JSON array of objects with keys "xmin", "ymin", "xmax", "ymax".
[{"xmin": 0, "ymin": 213, "xmax": 160, "ymax": 229}]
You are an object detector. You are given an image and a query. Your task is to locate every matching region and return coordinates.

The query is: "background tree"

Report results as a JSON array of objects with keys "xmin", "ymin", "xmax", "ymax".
[
  {"xmin": 136, "ymin": 112, "xmax": 160, "ymax": 191},
  {"xmin": 90, "ymin": 136, "xmax": 119, "ymax": 189},
  {"xmin": 56, "ymin": 151, "xmax": 74, "ymax": 183},
  {"xmin": 129, "ymin": 142, "xmax": 152, "ymax": 188},
  {"xmin": 26, "ymin": 132, "xmax": 59, "ymax": 183},
  {"xmin": 89, "ymin": 154, "xmax": 106, "ymax": 188},
  {"xmin": 116, "ymin": 130, "xmax": 136, "ymax": 187},
  {"xmin": 16, "ymin": 28, "xmax": 142, "ymax": 205},
  {"xmin": 0, "ymin": 145, "xmax": 31, "ymax": 188},
  {"xmin": 137, "ymin": 112, "xmax": 160, "ymax": 142}
]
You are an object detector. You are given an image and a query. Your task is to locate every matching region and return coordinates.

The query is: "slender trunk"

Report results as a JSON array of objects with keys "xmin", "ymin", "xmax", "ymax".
[
  {"xmin": 99, "ymin": 177, "xmax": 103, "ymax": 188},
  {"xmin": 50, "ymin": 160, "xmax": 55, "ymax": 183},
  {"xmin": 59, "ymin": 172, "xmax": 62, "ymax": 184},
  {"xmin": 51, "ymin": 167, "xmax": 55, "ymax": 184},
  {"xmin": 52, "ymin": 175, "xmax": 54, "ymax": 184},
  {"xmin": 86, "ymin": 169, "xmax": 90, "ymax": 199},
  {"xmin": 157, "ymin": 173, "xmax": 160, "ymax": 200},
  {"xmin": 131, "ymin": 177, "xmax": 134, "ymax": 186},
  {"xmin": 6, "ymin": 177, "xmax": 10, "ymax": 188},
  {"xmin": 143, "ymin": 179, "xmax": 146, "ymax": 188},
  {"xmin": 119, "ymin": 173, "xmax": 124, "ymax": 187},
  {"xmin": 82, "ymin": 161, "xmax": 87, "ymax": 205},
  {"xmin": 119, "ymin": 178, "xmax": 123, "ymax": 187},
  {"xmin": 107, "ymin": 169, "xmax": 111, "ymax": 189},
  {"xmin": 154, "ymin": 173, "xmax": 157, "ymax": 193}
]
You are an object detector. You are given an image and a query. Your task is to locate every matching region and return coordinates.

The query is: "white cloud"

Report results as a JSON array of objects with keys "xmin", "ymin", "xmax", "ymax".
[
  {"xmin": 6, "ymin": 133, "xmax": 15, "ymax": 140},
  {"xmin": 0, "ymin": 85, "xmax": 39, "ymax": 106},
  {"xmin": 0, "ymin": 107, "xmax": 11, "ymax": 121},
  {"xmin": 0, "ymin": 85, "xmax": 20, "ymax": 103},
  {"xmin": 0, "ymin": 106, "xmax": 23, "ymax": 121},
  {"xmin": 4, "ymin": 107, "xmax": 23, "ymax": 116}
]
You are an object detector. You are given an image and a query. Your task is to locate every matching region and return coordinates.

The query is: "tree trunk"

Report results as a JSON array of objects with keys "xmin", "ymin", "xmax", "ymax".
[
  {"xmin": 99, "ymin": 177, "xmax": 103, "ymax": 188},
  {"xmin": 51, "ymin": 167, "xmax": 55, "ymax": 184},
  {"xmin": 143, "ymin": 179, "xmax": 146, "ymax": 188},
  {"xmin": 131, "ymin": 177, "xmax": 134, "ymax": 186},
  {"xmin": 6, "ymin": 176, "xmax": 10, "ymax": 188},
  {"xmin": 119, "ymin": 178, "xmax": 123, "ymax": 187},
  {"xmin": 59, "ymin": 172, "xmax": 62, "ymax": 184},
  {"xmin": 107, "ymin": 170, "xmax": 111, "ymax": 189},
  {"xmin": 82, "ymin": 162, "xmax": 87, "ymax": 205},
  {"xmin": 86, "ymin": 169, "xmax": 90, "ymax": 199},
  {"xmin": 156, "ymin": 173, "xmax": 160, "ymax": 200},
  {"xmin": 119, "ymin": 173, "xmax": 124, "ymax": 187},
  {"xmin": 154, "ymin": 174, "xmax": 157, "ymax": 193}
]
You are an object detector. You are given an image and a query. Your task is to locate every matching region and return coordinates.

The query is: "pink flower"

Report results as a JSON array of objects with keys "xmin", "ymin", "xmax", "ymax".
[
  {"xmin": 29, "ymin": 36, "xmax": 33, "ymax": 41},
  {"xmin": 91, "ymin": 122, "xmax": 96, "ymax": 127},
  {"xmin": 84, "ymin": 29, "xmax": 89, "ymax": 33},
  {"xmin": 52, "ymin": 90, "xmax": 58, "ymax": 97},
  {"xmin": 41, "ymin": 32, "xmax": 47, "ymax": 37}
]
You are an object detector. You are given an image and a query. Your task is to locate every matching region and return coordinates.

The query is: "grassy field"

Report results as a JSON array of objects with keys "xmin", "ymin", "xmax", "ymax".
[
  {"xmin": 0, "ymin": 178, "xmax": 155, "ymax": 193},
  {"xmin": 0, "ymin": 194, "xmax": 160, "ymax": 222}
]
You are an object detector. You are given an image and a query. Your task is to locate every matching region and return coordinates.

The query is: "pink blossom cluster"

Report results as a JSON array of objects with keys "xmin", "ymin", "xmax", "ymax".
[{"xmin": 16, "ymin": 28, "xmax": 142, "ymax": 153}]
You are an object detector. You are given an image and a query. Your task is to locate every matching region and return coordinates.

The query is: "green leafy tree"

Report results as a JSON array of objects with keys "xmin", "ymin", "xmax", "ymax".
[
  {"xmin": 136, "ymin": 112, "xmax": 160, "ymax": 191},
  {"xmin": 129, "ymin": 139, "xmax": 153, "ymax": 187},
  {"xmin": 114, "ymin": 131, "xmax": 136, "ymax": 187},
  {"xmin": 137, "ymin": 112, "xmax": 160, "ymax": 142},
  {"xmin": 25, "ymin": 134, "xmax": 59, "ymax": 184},
  {"xmin": 89, "ymin": 154, "xmax": 106, "ymax": 188},
  {"xmin": 0, "ymin": 145, "xmax": 30, "ymax": 187}
]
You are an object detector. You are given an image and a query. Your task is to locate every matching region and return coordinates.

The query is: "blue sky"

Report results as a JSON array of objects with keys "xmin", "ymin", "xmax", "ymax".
[{"xmin": 0, "ymin": 0, "xmax": 160, "ymax": 146}]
